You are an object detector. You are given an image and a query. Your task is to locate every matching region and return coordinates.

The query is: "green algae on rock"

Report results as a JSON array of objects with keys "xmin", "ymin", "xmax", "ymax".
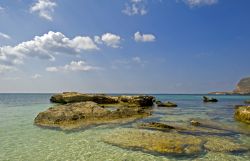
[
  {"xmin": 34, "ymin": 101, "xmax": 152, "ymax": 130},
  {"xmin": 234, "ymin": 106, "xmax": 250, "ymax": 124}
]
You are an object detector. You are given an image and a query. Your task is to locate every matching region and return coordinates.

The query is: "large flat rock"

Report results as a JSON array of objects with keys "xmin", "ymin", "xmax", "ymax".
[{"xmin": 34, "ymin": 101, "xmax": 151, "ymax": 130}]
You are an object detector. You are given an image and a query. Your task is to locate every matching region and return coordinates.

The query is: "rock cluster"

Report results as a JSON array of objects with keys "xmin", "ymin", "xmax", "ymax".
[
  {"xmin": 50, "ymin": 92, "xmax": 154, "ymax": 107},
  {"xmin": 34, "ymin": 92, "xmax": 155, "ymax": 129}
]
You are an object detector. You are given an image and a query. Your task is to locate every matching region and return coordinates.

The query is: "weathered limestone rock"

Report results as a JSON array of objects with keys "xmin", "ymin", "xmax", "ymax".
[
  {"xmin": 203, "ymin": 96, "xmax": 218, "ymax": 103},
  {"xmin": 234, "ymin": 106, "xmax": 250, "ymax": 124},
  {"xmin": 50, "ymin": 92, "xmax": 155, "ymax": 107},
  {"xmin": 156, "ymin": 101, "xmax": 177, "ymax": 107},
  {"xmin": 50, "ymin": 92, "xmax": 119, "ymax": 104},
  {"xmin": 34, "ymin": 101, "xmax": 151, "ymax": 129}
]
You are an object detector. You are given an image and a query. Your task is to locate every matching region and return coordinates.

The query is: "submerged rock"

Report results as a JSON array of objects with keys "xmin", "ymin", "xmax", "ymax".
[
  {"xmin": 189, "ymin": 118, "xmax": 250, "ymax": 135},
  {"xmin": 34, "ymin": 101, "xmax": 151, "ymax": 129},
  {"xmin": 190, "ymin": 120, "xmax": 201, "ymax": 126},
  {"xmin": 234, "ymin": 106, "xmax": 250, "ymax": 124},
  {"xmin": 103, "ymin": 128, "xmax": 204, "ymax": 155},
  {"xmin": 138, "ymin": 122, "xmax": 176, "ymax": 131},
  {"xmin": 50, "ymin": 92, "xmax": 155, "ymax": 107},
  {"xmin": 204, "ymin": 136, "xmax": 248, "ymax": 153},
  {"xmin": 156, "ymin": 101, "xmax": 177, "ymax": 107},
  {"xmin": 245, "ymin": 100, "xmax": 250, "ymax": 104},
  {"xmin": 203, "ymin": 96, "xmax": 218, "ymax": 103},
  {"xmin": 102, "ymin": 128, "xmax": 248, "ymax": 156}
]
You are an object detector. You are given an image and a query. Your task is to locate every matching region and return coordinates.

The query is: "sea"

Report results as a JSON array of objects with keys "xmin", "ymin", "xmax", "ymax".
[{"xmin": 0, "ymin": 93, "xmax": 250, "ymax": 161}]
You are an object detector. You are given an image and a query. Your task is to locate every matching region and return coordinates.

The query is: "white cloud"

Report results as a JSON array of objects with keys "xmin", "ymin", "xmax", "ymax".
[
  {"xmin": 46, "ymin": 60, "xmax": 101, "ymax": 72},
  {"xmin": 123, "ymin": 0, "xmax": 147, "ymax": 16},
  {"xmin": 0, "ymin": 32, "xmax": 11, "ymax": 39},
  {"xmin": 0, "ymin": 65, "xmax": 17, "ymax": 74},
  {"xmin": 30, "ymin": 0, "xmax": 57, "ymax": 21},
  {"xmin": 94, "ymin": 36, "xmax": 103, "ymax": 44},
  {"xmin": 183, "ymin": 0, "xmax": 218, "ymax": 7},
  {"xmin": 134, "ymin": 31, "xmax": 156, "ymax": 42},
  {"xmin": 101, "ymin": 33, "xmax": 121, "ymax": 48},
  {"xmin": 0, "ymin": 31, "xmax": 98, "ymax": 65},
  {"xmin": 31, "ymin": 74, "xmax": 42, "ymax": 79}
]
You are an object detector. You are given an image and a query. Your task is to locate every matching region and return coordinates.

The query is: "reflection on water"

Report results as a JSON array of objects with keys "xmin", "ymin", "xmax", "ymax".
[{"xmin": 0, "ymin": 94, "xmax": 250, "ymax": 161}]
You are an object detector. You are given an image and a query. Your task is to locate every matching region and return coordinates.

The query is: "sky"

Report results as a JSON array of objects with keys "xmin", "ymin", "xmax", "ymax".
[{"xmin": 0, "ymin": 0, "xmax": 250, "ymax": 93}]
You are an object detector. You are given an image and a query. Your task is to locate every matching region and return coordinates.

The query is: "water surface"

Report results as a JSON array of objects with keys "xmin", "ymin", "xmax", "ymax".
[{"xmin": 0, "ymin": 94, "xmax": 250, "ymax": 161}]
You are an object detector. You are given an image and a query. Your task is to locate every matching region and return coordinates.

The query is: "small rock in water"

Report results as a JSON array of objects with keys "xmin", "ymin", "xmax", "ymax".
[
  {"xmin": 138, "ymin": 122, "xmax": 176, "ymax": 131},
  {"xmin": 190, "ymin": 120, "xmax": 201, "ymax": 126},
  {"xmin": 203, "ymin": 96, "xmax": 218, "ymax": 103},
  {"xmin": 244, "ymin": 100, "xmax": 250, "ymax": 104},
  {"xmin": 156, "ymin": 101, "xmax": 178, "ymax": 107}
]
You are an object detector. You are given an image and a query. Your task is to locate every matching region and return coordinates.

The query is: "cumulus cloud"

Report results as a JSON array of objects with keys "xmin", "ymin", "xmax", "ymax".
[
  {"xmin": 30, "ymin": 0, "xmax": 57, "ymax": 21},
  {"xmin": 0, "ymin": 31, "xmax": 98, "ymax": 66},
  {"xmin": 134, "ymin": 31, "xmax": 156, "ymax": 42},
  {"xmin": 0, "ymin": 32, "xmax": 11, "ymax": 39},
  {"xmin": 123, "ymin": 0, "xmax": 147, "ymax": 16},
  {"xmin": 31, "ymin": 74, "xmax": 42, "ymax": 79},
  {"xmin": 183, "ymin": 0, "xmax": 218, "ymax": 7},
  {"xmin": 100, "ymin": 33, "xmax": 121, "ymax": 48},
  {"xmin": 46, "ymin": 60, "xmax": 101, "ymax": 72}
]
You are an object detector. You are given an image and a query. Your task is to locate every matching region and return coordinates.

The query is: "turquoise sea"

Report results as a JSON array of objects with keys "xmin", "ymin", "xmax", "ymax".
[{"xmin": 0, "ymin": 94, "xmax": 250, "ymax": 161}]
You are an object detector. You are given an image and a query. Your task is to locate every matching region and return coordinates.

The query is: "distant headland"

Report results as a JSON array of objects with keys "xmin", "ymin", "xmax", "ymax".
[{"xmin": 209, "ymin": 77, "xmax": 250, "ymax": 95}]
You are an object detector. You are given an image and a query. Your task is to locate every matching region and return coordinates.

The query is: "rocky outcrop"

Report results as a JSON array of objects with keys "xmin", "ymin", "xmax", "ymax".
[
  {"xmin": 35, "ymin": 92, "xmax": 155, "ymax": 129},
  {"xmin": 50, "ymin": 92, "xmax": 155, "ymax": 107},
  {"xmin": 156, "ymin": 101, "xmax": 177, "ymax": 107},
  {"xmin": 34, "ymin": 101, "xmax": 152, "ymax": 129},
  {"xmin": 234, "ymin": 106, "xmax": 250, "ymax": 124},
  {"xmin": 203, "ymin": 96, "xmax": 218, "ymax": 102},
  {"xmin": 233, "ymin": 77, "xmax": 250, "ymax": 94},
  {"xmin": 50, "ymin": 92, "xmax": 119, "ymax": 104},
  {"xmin": 209, "ymin": 76, "xmax": 250, "ymax": 95}
]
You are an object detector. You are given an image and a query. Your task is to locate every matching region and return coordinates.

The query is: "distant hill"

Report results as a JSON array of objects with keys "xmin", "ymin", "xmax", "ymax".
[{"xmin": 209, "ymin": 77, "xmax": 250, "ymax": 95}]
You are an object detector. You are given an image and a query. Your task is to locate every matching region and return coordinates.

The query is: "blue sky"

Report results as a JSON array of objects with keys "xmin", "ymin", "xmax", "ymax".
[{"xmin": 0, "ymin": 0, "xmax": 249, "ymax": 93}]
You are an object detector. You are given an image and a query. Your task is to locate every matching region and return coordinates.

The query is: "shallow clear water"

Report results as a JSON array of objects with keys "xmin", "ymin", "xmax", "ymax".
[{"xmin": 0, "ymin": 94, "xmax": 250, "ymax": 161}]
